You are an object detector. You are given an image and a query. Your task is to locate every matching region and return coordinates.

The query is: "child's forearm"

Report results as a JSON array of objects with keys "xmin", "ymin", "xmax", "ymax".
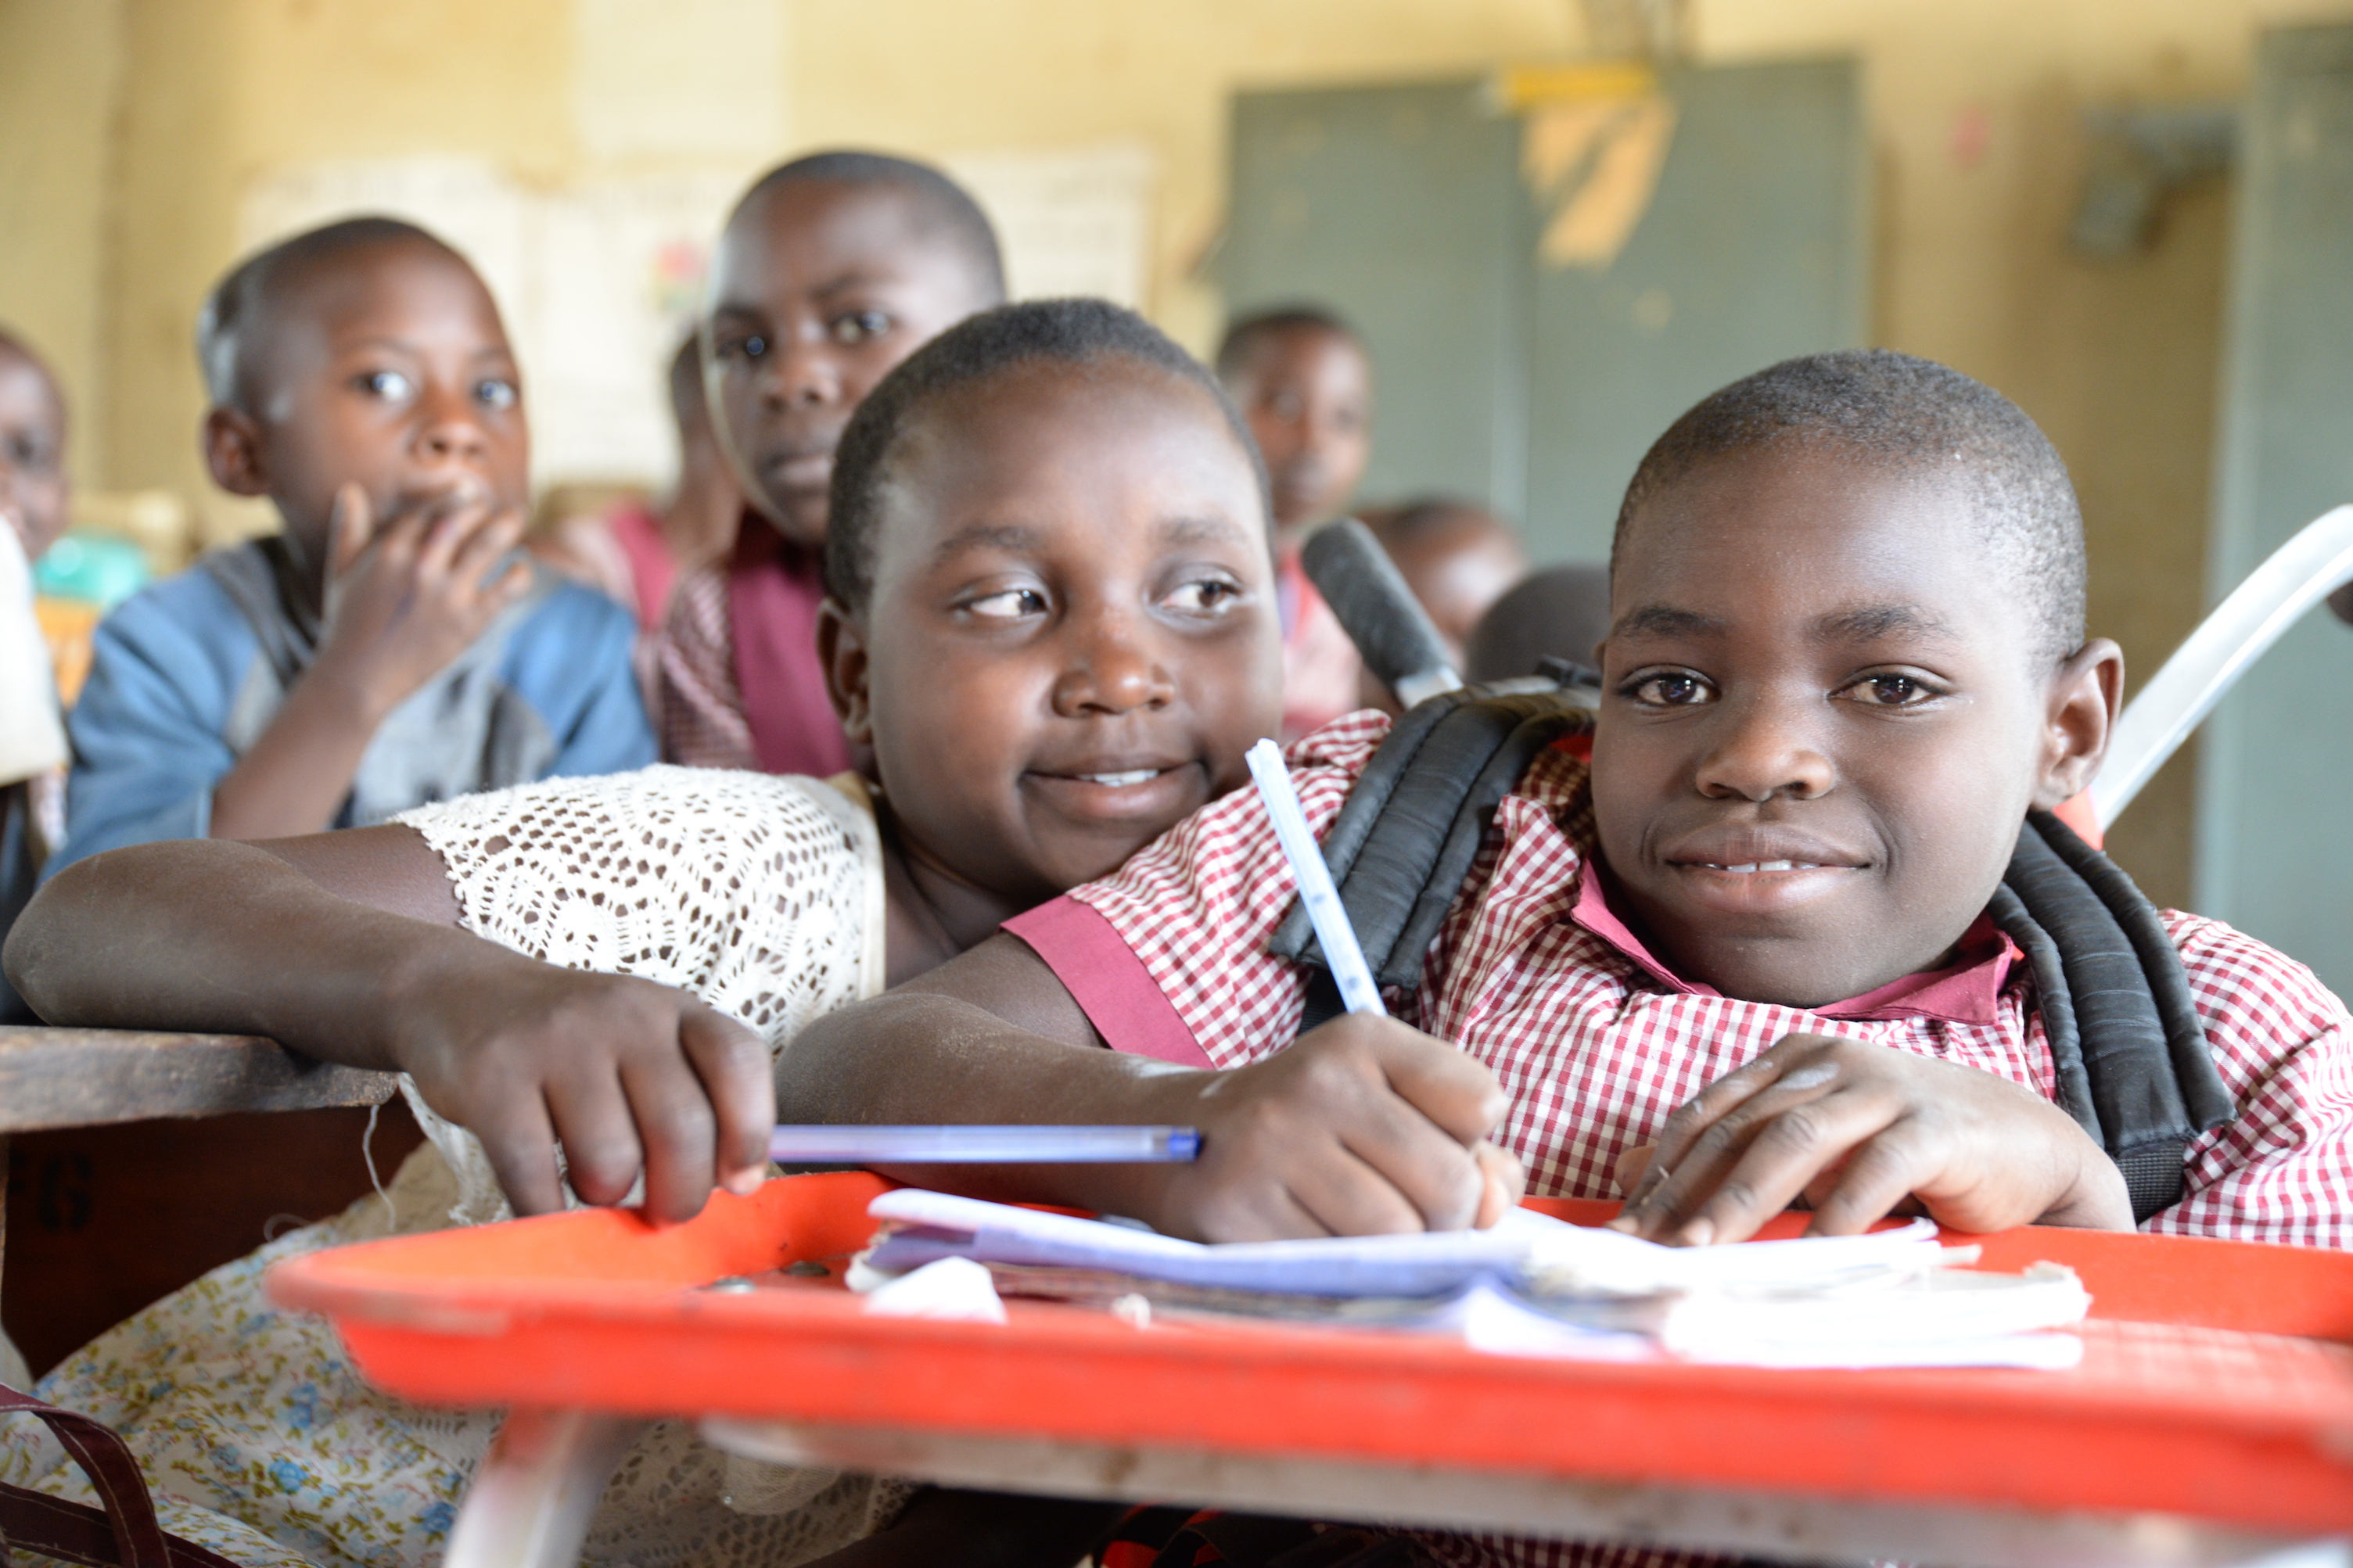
[
  {"xmin": 5, "ymin": 834, "xmax": 494, "ymax": 1069},
  {"xmin": 780, "ymin": 935, "xmax": 1511, "ymax": 1241},
  {"xmin": 209, "ymin": 661, "xmax": 392, "ymax": 838},
  {"xmin": 778, "ymin": 986, "xmax": 1205, "ymax": 1219}
]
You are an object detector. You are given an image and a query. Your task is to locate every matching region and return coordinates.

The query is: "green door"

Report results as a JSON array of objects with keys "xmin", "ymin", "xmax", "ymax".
[{"xmin": 2201, "ymin": 23, "xmax": 2353, "ymax": 994}]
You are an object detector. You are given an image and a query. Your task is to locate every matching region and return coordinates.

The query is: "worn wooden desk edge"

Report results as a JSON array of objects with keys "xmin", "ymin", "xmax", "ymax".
[{"xmin": 0, "ymin": 1027, "xmax": 397, "ymax": 1133}]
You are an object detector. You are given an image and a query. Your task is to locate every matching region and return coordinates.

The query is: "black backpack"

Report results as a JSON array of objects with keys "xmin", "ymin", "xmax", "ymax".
[{"xmin": 1269, "ymin": 679, "xmax": 2236, "ymax": 1225}]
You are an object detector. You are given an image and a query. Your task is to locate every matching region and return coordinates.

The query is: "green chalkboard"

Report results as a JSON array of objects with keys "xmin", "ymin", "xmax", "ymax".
[
  {"xmin": 1223, "ymin": 59, "xmax": 1866, "ymax": 562},
  {"xmin": 2201, "ymin": 24, "xmax": 2353, "ymax": 995}
]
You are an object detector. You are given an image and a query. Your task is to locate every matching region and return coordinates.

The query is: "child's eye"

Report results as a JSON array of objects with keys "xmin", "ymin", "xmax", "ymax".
[
  {"xmin": 1843, "ymin": 673, "xmax": 1940, "ymax": 708},
  {"xmin": 965, "ymin": 587, "xmax": 1049, "ymax": 620},
  {"xmin": 828, "ymin": 310, "xmax": 893, "ymax": 345},
  {"xmin": 2, "ymin": 432, "xmax": 52, "ymax": 470},
  {"xmin": 1161, "ymin": 577, "xmax": 1245, "ymax": 615},
  {"xmin": 475, "ymin": 378, "xmax": 519, "ymax": 411},
  {"xmin": 1626, "ymin": 671, "xmax": 1715, "ymax": 708},
  {"xmin": 357, "ymin": 370, "xmax": 415, "ymax": 400},
  {"xmin": 720, "ymin": 332, "xmax": 767, "ymax": 363}
]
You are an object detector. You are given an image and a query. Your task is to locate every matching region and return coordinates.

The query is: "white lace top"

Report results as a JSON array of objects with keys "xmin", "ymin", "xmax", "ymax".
[
  {"xmin": 392, "ymin": 764, "xmax": 888, "ymax": 1225},
  {"xmin": 4, "ymin": 766, "xmax": 906, "ymax": 1568}
]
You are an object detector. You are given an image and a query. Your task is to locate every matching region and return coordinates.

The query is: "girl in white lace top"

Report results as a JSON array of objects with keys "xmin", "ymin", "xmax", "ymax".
[{"xmin": 3, "ymin": 302, "xmax": 1284, "ymax": 1568}]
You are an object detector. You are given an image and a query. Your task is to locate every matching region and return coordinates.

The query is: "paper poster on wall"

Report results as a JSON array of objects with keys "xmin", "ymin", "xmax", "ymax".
[{"xmin": 947, "ymin": 142, "xmax": 1157, "ymax": 308}]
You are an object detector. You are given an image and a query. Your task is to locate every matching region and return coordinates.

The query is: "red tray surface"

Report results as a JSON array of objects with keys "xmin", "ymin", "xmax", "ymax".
[{"xmin": 267, "ymin": 1173, "xmax": 2353, "ymax": 1534}]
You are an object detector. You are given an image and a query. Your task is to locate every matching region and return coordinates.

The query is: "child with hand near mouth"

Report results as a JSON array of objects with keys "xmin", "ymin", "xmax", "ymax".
[
  {"xmin": 5, "ymin": 300, "xmax": 1282, "ymax": 1568},
  {"xmin": 53, "ymin": 218, "xmax": 654, "ymax": 871},
  {"xmin": 653, "ymin": 150, "xmax": 1006, "ymax": 775}
]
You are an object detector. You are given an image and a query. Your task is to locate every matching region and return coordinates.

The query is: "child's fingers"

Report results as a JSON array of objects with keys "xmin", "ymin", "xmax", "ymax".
[
  {"xmin": 1614, "ymin": 1142, "xmax": 1657, "ymax": 1197},
  {"xmin": 619, "ymin": 1050, "xmax": 722, "ymax": 1225},
  {"xmin": 1366, "ymin": 1023, "xmax": 1509, "ymax": 1146},
  {"xmin": 469, "ymin": 1092, "xmax": 569, "ymax": 1218},
  {"xmin": 1633, "ymin": 1085, "xmax": 1902, "ymax": 1245},
  {"xmin": 1637, "ymin": 1039, "xmax": 1828, "ymax": 1182},
  {"xmin": 1288, "ymin": 1139, "xmax": 1453, "ymax": 1236},
  {"xmin": 677, "ymin": 1005, "xmax": 778, "ymax": 1200},
  {"xmin": 327, "ymin": 483, "xmax": 376, "ymax": 579},
  {"xmin": 444, "ymin": 515, "xmax": 532, "ymax": 614},
  {"xmin": 1798, "ymin": 1120, "xmax": 1949, "ymax": 1236},
  {"xmin": 1472, "ymin": 1141, "xmax": 1525, "ymax": 1229},
  {"xmin": 542, "ymin": 1064, "xmax": 649, "ymax": 1210},
  {"xmin": 411, "ymin": 497, "xmax": 500, "ymax": 579}
]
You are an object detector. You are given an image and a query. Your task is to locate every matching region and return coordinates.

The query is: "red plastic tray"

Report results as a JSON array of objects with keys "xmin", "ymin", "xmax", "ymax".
[{"xmin": 267, "ymin": 1173, "xmax": 2353, "ymax": 1535}]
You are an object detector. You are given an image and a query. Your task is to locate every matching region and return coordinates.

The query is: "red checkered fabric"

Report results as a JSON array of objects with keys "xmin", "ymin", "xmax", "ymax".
[
  {"xmin": 1059, "ymin": 711, "xmax": 2353, "ymax": 1568},
  {"xmin": 648, "ymin": 558, "xmax": 759, "ymax": 770}
]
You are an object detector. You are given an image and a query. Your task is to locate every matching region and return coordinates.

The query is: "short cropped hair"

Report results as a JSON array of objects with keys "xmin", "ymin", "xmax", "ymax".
[
  {"xmin": 1615, "ymin": 349, "xmax": 2087, "ymax": 666},
  {"xmin": 736, "ymin": 150, "xmax": 1007, "ymax": 305},
  {"xmin": 1215, "ymin": 305, "xmax": 1360, "ymax": 382},
  {"xmin": 827, "ymin": 298, "xmax": 1268, "ymax": 610},
  {"xmin": 197, "ymin": 216, "xmax": 462, "ymax": 414}
]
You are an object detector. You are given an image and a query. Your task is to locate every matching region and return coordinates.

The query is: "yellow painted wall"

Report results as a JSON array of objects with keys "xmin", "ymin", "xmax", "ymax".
[
  {"xmin": 0, "ymin": 0, "xmax": 123, "ymax": 487},
  {"xmin": 9, "ymin": 0, "xmax": 2353, "ymax": 899}
]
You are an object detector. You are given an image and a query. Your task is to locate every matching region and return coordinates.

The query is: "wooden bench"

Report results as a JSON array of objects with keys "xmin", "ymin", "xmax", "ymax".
[{"xmin": 0, "ymin": 1028, "xmax": 398, "ymax": 1365}]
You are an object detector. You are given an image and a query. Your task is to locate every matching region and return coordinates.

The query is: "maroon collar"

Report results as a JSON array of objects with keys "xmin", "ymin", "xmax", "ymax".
[{"xmin": 1566, "ymin": 859, "xmax": 2019, "ymax": 1024}]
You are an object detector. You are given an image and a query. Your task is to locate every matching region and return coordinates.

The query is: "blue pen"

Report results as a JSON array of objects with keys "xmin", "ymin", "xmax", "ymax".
[
  {"xmin": 767, "ymin": 1125, "xmax": 1200, "ymax": 1164},
  {"xmin": 1245, "ymin": 737, "xmax": 1386, "ymax": 1017}
]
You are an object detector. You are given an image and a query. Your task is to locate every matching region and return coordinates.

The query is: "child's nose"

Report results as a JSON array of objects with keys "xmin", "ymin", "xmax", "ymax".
[
  {"xmin": 416, "ymin": 406, "xmax": 490, "ymax": 465},
  {"xmin": 1051, "ymin": 608, "xmax": 1176, "ymax": 716},
  {"xmin": 1692, "ymin": 698, "xmax": 1837, "ymax": 802},
  {"xmin": 758, "ymin": 331, "xmax": 842, "ymax": 407}
]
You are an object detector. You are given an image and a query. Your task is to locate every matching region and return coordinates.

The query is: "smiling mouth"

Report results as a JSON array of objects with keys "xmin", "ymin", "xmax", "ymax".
[
  {"xmin": 1693, "ymin": 860, "xmax": 1823, "ymax": 874},
  {"xmin": 1074, "ymin": 768, "xmax": 1166, "ymax": 788}
]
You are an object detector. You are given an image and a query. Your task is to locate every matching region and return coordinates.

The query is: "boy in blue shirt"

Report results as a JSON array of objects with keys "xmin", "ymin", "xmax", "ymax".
[{"xmin": 55, "ymin": 217, "xmax": 651, "ymax": 868}]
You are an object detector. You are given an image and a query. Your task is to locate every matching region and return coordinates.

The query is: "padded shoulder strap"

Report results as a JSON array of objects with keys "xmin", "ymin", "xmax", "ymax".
[
  {"xmin": 1271, "ymin": 683, "xmax": 1596, "ymax": 1003},
  {"xmin": 1992, "ymin": 811, "xmax": 2235, "ymax": 1223}
]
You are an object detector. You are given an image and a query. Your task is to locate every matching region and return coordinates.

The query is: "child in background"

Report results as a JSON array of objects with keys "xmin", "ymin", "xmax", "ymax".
[
  {"xmin": 653, "ymin": 150, "xmax": 1005, "ymax": 773},
  {"xmin": 53, "ymin": 218, "xmax": 652, "ymax": 871},
  {"xmin": 1464, "ymin": 561, "xmax": 1612, "ymax": 684},
  {"xmin": 526, "ymin": 335, "xmax": 742, "ymax": 629},
  {"xmin": 1362, "ymin": 497, "xmax": 1529, "ymax": 669},
  {"xmin": 0, "ymin": 331, "xmax": 72, "ymax": 1024},
  {"xmin": 0, "ymin": 331, "xmax": 72, "ymax": 1390},
  {"xmin": 7, "ymin": 300, "xmax": 1282, "ymax": 1568},
  {"xmin": 1217, "ymin": 307, "xmax": 1374, "ymax": 738}
]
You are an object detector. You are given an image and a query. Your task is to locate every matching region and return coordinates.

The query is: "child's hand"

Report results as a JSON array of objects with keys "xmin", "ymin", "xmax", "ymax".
[
  {"xmin": 1147, "ymin": 1014, "xmax": 1524, "ymax": 1242},
  {"xmin": 389, "ymin": 945, "xmax": 776, "ymax": 1222},
  {"xmin": 314, "ymin": 482, "xmax": 534, "ymax": 716},
  {"xmin": 1608, "ymin": 1034, "xmax": 2133, "ymax": 1244}
]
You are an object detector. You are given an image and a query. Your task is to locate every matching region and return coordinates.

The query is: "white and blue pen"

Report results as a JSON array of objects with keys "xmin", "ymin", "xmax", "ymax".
[
  {"xmin": 1245, "ymin": 737, "xmax": 1386, "ymax": 1017},
  {"xmin": 768, "ymin": 1125, "xmax": 1199, "ymax": 1164}
]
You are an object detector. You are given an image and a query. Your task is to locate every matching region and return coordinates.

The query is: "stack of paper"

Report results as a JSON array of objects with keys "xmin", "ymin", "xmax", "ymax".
[{"xmin": 851, "ymin": 1190, "xmax": 2090, "ymax": 1371}]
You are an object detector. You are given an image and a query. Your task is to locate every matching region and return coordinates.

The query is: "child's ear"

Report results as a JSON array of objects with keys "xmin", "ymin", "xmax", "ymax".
[
  {"xmin": 816, "ymin": 595, "xmax": 875, "ymax": 746},
  {"xmin": 203, "ymin": 407, "xmax": 270, "ymax": 497},
  {"xmin": 2031, "ymin": 637, "xmax": 2125, "ymax": 811}
]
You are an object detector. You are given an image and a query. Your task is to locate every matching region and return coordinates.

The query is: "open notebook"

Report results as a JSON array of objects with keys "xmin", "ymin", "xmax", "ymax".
[{"xmin": 853, "ymin": 1189, "xmax": 2091, "ymax": 1371}]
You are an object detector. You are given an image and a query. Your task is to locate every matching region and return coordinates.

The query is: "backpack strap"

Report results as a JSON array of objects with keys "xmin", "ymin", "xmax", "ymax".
[
  {"xmin": 0, "ymin": 1383, "xmax": 242, "ymax": 1568},
  {"xmin": 1990, "ymin": 810, "xmax": 2235, "ymax": 1222},
  {"xmin": 1268, "ymin": 684, "xmax": 1597, "ymax": 992}
]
